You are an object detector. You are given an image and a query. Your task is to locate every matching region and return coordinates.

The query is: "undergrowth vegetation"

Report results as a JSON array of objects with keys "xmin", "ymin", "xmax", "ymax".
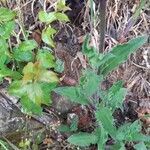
[{"xmin": 0, "ymin": 0, "xmax": 149, "ymax": 149}]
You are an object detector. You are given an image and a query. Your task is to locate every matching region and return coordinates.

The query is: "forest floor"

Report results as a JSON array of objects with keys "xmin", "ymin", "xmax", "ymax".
[{"xmin": 0, "ymin": 0, "xmax": 150, "ymax": 149}]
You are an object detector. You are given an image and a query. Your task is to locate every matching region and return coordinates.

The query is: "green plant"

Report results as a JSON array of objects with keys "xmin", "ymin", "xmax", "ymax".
[
  {"xmin": 0, "ymin": 0, "xmax": 69, "ymax": 115},
  {"xmin": 38, "ymin": 0, "xmax": 70, "ymax": 48},
  {"xmin": 54, "ymin": 35, "xmax": 149, "ymax": 149}
]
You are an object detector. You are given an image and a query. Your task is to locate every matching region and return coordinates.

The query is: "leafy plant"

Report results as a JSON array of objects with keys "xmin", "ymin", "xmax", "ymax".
[
  {"xmin": 54, "ymin": 35, "xmax": 149, "ymax": 149},
  {"xmin": 38, "ymin": 0, "xmax": 69, "ymax": 47},
  {"xmin": 0, "ymin": 3, "xmax": 70, "ymax": 115}
]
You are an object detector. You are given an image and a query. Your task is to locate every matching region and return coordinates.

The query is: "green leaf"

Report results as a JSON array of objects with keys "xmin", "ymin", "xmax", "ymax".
[
  {"xmin": 100, "ymin": 81, "xmax": 127, "ymax": 112},
  {"xmin": 55, "ymin": 12, "xmax": 69, "ymax": 22},
  {"xmin": 42, "ymin": 27, "xmax": 56, "ymax": 47},
  {"xmin": 68, "ymin": 132, "xmax": 98, "ymax": 147},
  {"xmin": 95, "ymin": 107, "xmax": 117, "ymax": 138},
  {"xmin": 134, "ymin": 142, "xmax": 147, "ymax": 150},
  {"xmin": 0, "ymin": 67, "xmax": 22, "ymax": 80},
  {"xmin": 39, "ymin": 11, "xmax": 56, "ymax": 23},
  {"xmin": 54, "ymin": 58, "xmax": 64, "ymax": 73},
  {"xmin": 0, "ymin": 20, "xmax": 15, "ymax": 39},
  {"xmin": 8, "ymin": 81, "xmax": 24, "ymax": 97},
  {"xmin": 56, "ymin": 0, "xmax": 71, "ymax": 12},
  {"xmin": 79, "ymin": 70, "xmax": 102, "ymax": 97},
  {"xmin": 116, "ymin": 120, "xmax": 150, "ymax": 142},
  {"xmin": 40, "ymin": 82, "xmax": 57, "ymax": 105},
  {"xmin": 0, "ymin": 7, "xmax": 16, "ymax": 22},
  {"xmin": 99, "ymin": 36, "xmax": 148, "ymax": 76},
  {"xmin": 0, "ymin": 38, "xmax": 9, "ymax": 67},
  {"xmin": 21, "ymin": 95, "xmax": 42, "ymax": 115},
  {"xmin": 96, "ymin": 127, "xmax": 108, "ymax": 150},
  {"xmin": 82, "ymin": 35, "xmax": 104, "ymax": 68},
  {"xmin": 13, "ymin": 40, "xmax": 38, "ymax": 62},
  {"xmin": 13, "ymin": 49, "xmax": 33, "ymax": 62},
  {"xmin": 54, "ymin": 86, "xmax": 89, "ymax": 105},
  {"xmin": 36, "ymin": 49, "xmax": 55, "ymax": 68},
  {"xmin": 111, "ymin": 142, "xmax": 125, "ymax": 150},
  {"xmin": 18, "ymin": 40, "xmax": 38, "ymax": 51}
]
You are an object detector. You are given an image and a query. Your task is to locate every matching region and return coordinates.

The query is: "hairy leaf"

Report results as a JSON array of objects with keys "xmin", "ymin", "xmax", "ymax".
[
  {"xmin": 79, "ymin": 70, "xmax": 102, "ymax": 97},
  {"xmin": 95, "ymin": 107, "xmax": 117, "ymax": 138},
  {"xmin": 100, "ymin": 81, "xmax": 127, "ymax": 112},
  {"xmin": 54, "ymin": 86, "xmax": 89, "ymax": 104},
  {"xmin": 68, "ymin": 132, "xmax": 98, "ymax": 146},
  {"xmin": 99, "ymin": 36, "xmax": 148, "ymax": 76},
  {"xmin": 116, "ymin": 120, "xmax": 150, "ymax": 142},
  {"xmin": 82, "ymin": 35, "xmax": 104, "ymax": 68}
]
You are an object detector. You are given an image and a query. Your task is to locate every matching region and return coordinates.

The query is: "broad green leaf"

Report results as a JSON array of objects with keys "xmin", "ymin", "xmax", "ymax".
[
  {"xmin": 55, "ymin": 12, "xmax": 69, "ymax": 22},
  {"xmin": 22, "ymin": 62, "xmax": 59, "ymax": 83},
  {"xmin": 36, "ymin": 50, "xmax": 55, "ymax": 68},
  {"xmin": 54, "ymin": 86, "xmax": 89, "ymax": 105},
  {"xmin": 13, "ymin": 50, "xmax": 33, "ymax": 62},
  {"xmin": 40, "ymin": 82, "xmax": 57, "ymax": 105},
  {"xmin": 0, "ymin": 7, "xmax": 16, "ymax": 22},
  {"xmin": 8, "ymin": 81, "xmax": 24, "ymax": 97},
  {"xmin": 0, "ymin": 67, "xmax": 22, "ymax": 80},
  {"xmin": 95, "ymin": 107, "xmax": 117, "ymax": 138},
  {"xmin": 79, "ymin": 70, "xmax": 102, "ymax": 97},
  {"xmin": 42, "ymin": 27, "xmax": 56, "ymax": 47},
  {"xmin": 18, "ymin": 40, "xmax": 38, "ymax": 51},
  {"xmin": 99, "ymin": 36, "xmax": 148, "ymax": 76},
  {"xmin": 0, "ymin": 20, "xmax": 15, "ymax": 39},
  {"xmin": 39, "ymin": 11, "xmax": 56, "ymax": 23},
  {"xmin": 56, "ymin": 0, "xmax": 71, "ymax": 12},
  {"xmin": 22, "ymin": 62, "xmax": 34, "ymax": 83},
  {"xmin": 39, "ymin": 70, "xmax": 59, "ymax": 83},
  {"xmin": 13, "ymin": 40, "xmax": 37, "ymax": 62},
  {"xmin": 68, "ymin": 132, "xmax": 98, "ymax": 146},
  {"xmin": 134, "ymin": 142, "xmax": 147, "ymax": 150},
  {"xmin": 21, "ymin": 95, "xmax": 42, "ymax": 115}
]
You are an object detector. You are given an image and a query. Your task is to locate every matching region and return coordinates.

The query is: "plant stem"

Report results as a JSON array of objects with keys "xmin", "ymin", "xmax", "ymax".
[{"xmin": 98, "ymin": 0, "xmax": 107, "ymax": 53}]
